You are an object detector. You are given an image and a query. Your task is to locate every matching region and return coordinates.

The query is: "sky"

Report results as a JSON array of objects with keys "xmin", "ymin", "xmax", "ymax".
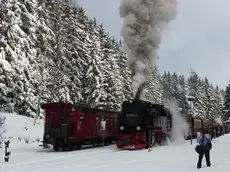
[{"xmin": 77, "ymin": 0, "xmax": 230, "ymax": 89}]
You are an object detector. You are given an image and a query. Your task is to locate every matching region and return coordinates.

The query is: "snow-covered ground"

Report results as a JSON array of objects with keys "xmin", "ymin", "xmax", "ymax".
[
  {"xmin": 1, "ymin": 113, "xmax": 230, "ymax": 172},
  {"xmin": 0, "ymin": 112, "xmax": 44, "ymax": 145}
]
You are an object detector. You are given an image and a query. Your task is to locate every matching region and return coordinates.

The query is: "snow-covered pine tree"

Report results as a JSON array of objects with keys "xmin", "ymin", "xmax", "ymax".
[
  {"xmin": 105, "ymin": 39, "xmax": 126, "ymax": 111},
  {"xmin": 116, "ymin": 44, "xmax": 132, "ymax": 101},
  {"xmin": 0, "ymin": 0, "xmax": 42, "ymax": 117},
  {"xmin": 176, "ymin": 75, "xmax": 188, "ymax": 115},
  {"xmin": 143, "ymin": 66, "xmax": 163, "ymax": 104},
  {"xmin": 40, "ymin": 0, "xmax": 73, "ymax": 102},
  {"xmin": 73, "ymin": 8, "xmax": 107, "ymax": 108},
  {"xmin": 187, "ymin": 72, "xmax": 206, "ymax": 118},
  {"xmin": 224, "ymin": 81, "xmax": 230, "ymax": 110},
  {"xmin": 98, "ymin": 33, "xmax": 121, "ymax": 110},
  {"xmin": 202, "ymin": 77, "xmax": 214, "ymax": 119},
  {"xmin": 212, "ymin": 86, "xmax": 224, "ymax": 123},
  {"xmin": 161, "ymin": 71, "xmax": 173, "ymax": 100}
]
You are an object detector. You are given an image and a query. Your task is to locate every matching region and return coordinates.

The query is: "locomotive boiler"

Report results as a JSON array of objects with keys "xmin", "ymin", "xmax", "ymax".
[{"xmin": 116, "ymin": 99, "xmax": 172, "ymax": 150}]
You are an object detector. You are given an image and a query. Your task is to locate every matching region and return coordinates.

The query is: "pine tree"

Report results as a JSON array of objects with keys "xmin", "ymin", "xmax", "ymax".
[
  {"xmin": 176, "ymin": 75, "xmax": 188, "ymax": 114},
  {"xmin": 161, "ymin": 71, "xmax": 173, "ymax": 100},
  {"xmin": 202, "ymin": 77, "xmax": 214, "ymax": 119},
  {"xmin": 143, "ymin": 66, "xmax": 163, "ymax": 104},
  {"xmin": 0, "ymin": 0, "xmax": 41, "ymax": 117},
  {"xmin": 224, "ymin": 81, "xmax": 230, "ymax": 110},
  {"xmin": 116, "ymin": 45, "xmax": 132, "ymax": 101}
]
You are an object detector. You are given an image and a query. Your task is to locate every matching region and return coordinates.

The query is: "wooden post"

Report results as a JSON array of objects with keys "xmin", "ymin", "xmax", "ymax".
[
  {"xmin": 201, "ymin": 119, "xmax": 203, "ymax": 131},
  {"xmin": 103, "ymin": 135, "xmax": 105, "ymax": 148},
  {"xmin": 149, "ymin": 129, "xmax": 151, "ymax": 148},
  {"xmin": 191, "ymin": 118, "xmax": 194, "ymax": 145}
]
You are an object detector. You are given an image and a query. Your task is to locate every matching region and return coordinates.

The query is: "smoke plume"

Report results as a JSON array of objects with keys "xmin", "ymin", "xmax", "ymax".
[
  {"xmin": 164, "ymin": 99, "xmax": 189, "ymax": 145},
  {"xmin": 119, "ymin": 0, "xmax": 177, "ymax": 97}
]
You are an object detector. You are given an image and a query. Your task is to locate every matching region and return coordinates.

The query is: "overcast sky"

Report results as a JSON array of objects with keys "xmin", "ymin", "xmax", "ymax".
[{"xmin": 78, "ymin": 0, "xmax": 230, "ymax": 89}]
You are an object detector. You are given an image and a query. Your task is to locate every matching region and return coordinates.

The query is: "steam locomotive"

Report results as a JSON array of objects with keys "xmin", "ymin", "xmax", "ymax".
[{"xmin": 116, "ymin": 99, "xmax": 173, "ymax": 149}]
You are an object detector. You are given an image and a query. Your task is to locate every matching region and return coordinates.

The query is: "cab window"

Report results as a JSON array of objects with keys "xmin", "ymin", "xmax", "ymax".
[{"xmin": 80, "ymin": 113, "xmax": 84, "ymax": 124}]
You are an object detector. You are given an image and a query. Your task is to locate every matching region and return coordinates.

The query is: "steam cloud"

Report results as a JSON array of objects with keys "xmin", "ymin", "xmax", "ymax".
[
  {"xmin": 119, "ymin": 0, "xmax": 177, "ymax": 97},
  {"xmin": 165, "ymin": 99, "xmax": 189, "ymax": 145}
]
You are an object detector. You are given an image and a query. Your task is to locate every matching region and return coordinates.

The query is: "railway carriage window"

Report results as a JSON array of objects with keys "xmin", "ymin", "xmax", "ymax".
[
  {"xmin": 157, "ymin": 117, "xmax": 161, "ymax": 126},
  {"xmin": 100, "ymin": 120, "xmax": 106, "ymax": 131},
  {"xmin": 80, "ymin": 113, "xmax": 84, "ymax": 124},
  {"xmin": 167, "ymin": 118, "xmax": 171, "ymax": 130},
  {"xmin": 109, "ymin": 117, "xmax": 113, "ymax": 125},
  {"xmin": 154, "ymin": 117, "xmax": 161, "ymax": 127},
  {"xmin": 160, "ymin": 117, "xmax": 163, "ymax": 126},
  {"xmin": 162, "ymin": 117, "xmax": 164, "ymax": 126}
]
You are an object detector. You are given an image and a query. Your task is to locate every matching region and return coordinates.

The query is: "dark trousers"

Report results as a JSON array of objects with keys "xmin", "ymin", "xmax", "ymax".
[{"xmin": 197, "ymin": 151, "xmax": 211, "ymax": 168}]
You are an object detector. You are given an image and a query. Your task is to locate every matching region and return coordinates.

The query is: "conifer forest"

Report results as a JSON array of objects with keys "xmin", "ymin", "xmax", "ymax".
[{"xmin": 0, "ymin": 0, "xmax": 229, "ymax": 123}]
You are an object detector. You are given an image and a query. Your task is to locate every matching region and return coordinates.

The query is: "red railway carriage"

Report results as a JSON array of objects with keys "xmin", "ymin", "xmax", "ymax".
[
  {"xmin": 41, "ymin": 102, "xmax": 119, "ymax": 151},
  {"xmin": 116, "ymin": 99, "xmax": 172, "ymax": 150},
  {"xmin": 184, "ymin": 116, "xmax": 222, "ymax": 140},
  {"xmin": 185, "ymin": 117, "xmax": 203, "ymax": 138}
]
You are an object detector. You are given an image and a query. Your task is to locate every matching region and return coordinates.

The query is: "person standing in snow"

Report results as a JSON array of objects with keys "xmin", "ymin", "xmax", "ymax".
[{"xmin": 196, "ymin": 130, "xmax": 212, "ymax": 169}]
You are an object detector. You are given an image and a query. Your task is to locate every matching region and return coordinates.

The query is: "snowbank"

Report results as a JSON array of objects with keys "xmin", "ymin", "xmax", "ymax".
[{"xmin": 0, "ymin": 112, "xmax": 44, "ymax": 145}]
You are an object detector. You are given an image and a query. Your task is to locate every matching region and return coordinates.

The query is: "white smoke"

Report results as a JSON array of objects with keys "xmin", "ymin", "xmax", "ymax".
[
  {"xmin": 165, "ymin": 99, "xmax": 189, "ymax": 145},
  {"xmin": 119, "ymin": 0, "xmax": 177, "ymax": 97}
]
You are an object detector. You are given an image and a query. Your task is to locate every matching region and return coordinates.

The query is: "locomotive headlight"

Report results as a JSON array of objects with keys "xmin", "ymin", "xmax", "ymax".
[
  {"xmin": 136, "ymin": 126, "xmax": 141, "ymax": 130},
  {"xmin": 120, "ymin": 126, "xmax": 124, "ymax": 130}
]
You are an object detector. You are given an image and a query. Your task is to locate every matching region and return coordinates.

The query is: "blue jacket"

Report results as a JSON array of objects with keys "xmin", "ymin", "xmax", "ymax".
[{"xmin": 197, "ymin": 135, "xmax": 210, "ymax": 146}]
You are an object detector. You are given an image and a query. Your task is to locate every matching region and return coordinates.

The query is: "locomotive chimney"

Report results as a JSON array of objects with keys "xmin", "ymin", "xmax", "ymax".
[
  {"xmin": 134, "ymin": 87, "xmax": 141, "ymax": 100},
  {"xmin": 134, "ymin": 83, "xmax": 145, "ymax": 101}
]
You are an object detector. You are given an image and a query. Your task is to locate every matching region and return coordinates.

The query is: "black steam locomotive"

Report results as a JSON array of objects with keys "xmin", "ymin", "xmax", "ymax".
[{"xmin": 116, "ymin": 99, "xmax": 172, "ymax": 149}]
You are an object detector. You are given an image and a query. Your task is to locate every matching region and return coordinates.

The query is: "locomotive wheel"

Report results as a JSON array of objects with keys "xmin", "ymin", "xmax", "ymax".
[
  {"xmin": 61, "ymin": 145, "xmax": 68, "ymax": 151},
  {"xmin": 53, "ymin": 145, "xmax": 60, "ymax": 151},
  {"xmin": 107, "ymin": 140, "xmax": 112, "ymax": 145},
  {"xmin": 68, "ymin": 145, "xmax": 74, "ymax": 151},
  {"xmin": 75, "ymin": 144, "xmax": 82, "ymax": 150}
]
